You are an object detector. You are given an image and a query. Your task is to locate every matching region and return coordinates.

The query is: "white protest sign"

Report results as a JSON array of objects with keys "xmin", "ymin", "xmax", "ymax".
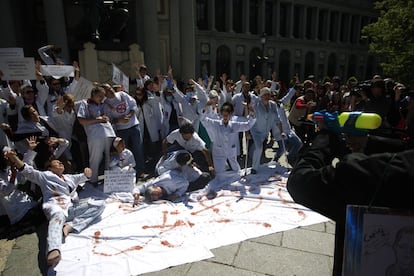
[
  {"xmin": 0, "ymin": 48, "xmax": 24, "ymax": 58},
  {"xmin": 71, "ymin": 77, "xmax": 94, "ymax": 101},
  {"xmin": 40, "ymin": 65, "xmax": 74, "ymax": 78},
  {"xmin": 103, "ymin": 170, "xmax": 135, "ymax": 193},
  {"xmin": 112, "ymin": 63, "xmax": 129, "ymax": 93},
  {"xmin": 0, "ymin": 58, "xmax": 36, "ymax": 80}
]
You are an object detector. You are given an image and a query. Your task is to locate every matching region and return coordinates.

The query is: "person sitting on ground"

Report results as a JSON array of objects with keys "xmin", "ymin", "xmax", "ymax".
[
  {"xmin": 156, "ymin": 150, "xmax": 210, "ymax": 192},
  {"xmin": 162, "ymin": 122, "xmax": 213, "ymax": 174},
  {"xmin": 0, "ymin": 145, "xmax": 43, "ymax": 237},
  {"xmin": 6, "ymin": 151, "xmax": 105, "ymax": 268},
  {"xmin": 109, "ymin": 137, "xmax": 135, "ymax": 172}
]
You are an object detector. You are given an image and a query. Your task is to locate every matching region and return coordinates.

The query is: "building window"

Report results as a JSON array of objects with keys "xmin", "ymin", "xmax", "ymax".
[
  {"xmin": 233, "ymin": 0, "xmax": 243, "ymax": 33},
  {"xmin": 216, "ymin": 45, "xmax": 231, "ymax": 76},
  {"xmin": 293, "ymin": 6, "xmax": 302, "ymax": 38},
  {"xmin": 196, "ymin": 0, "xmax": 208, "ymax": 30},
  {"xmin": 236, "ymin": 61, "xmax": 245, "ymax": 77},
  {"xmin": 215, "ymin": 0, "xmax": 225, "ymax": 32},
  {"xmin": 360, "ymin": 16, "xmax": 370, "ymax": 44},
  {"xmin": 305, "ymin": 52, "xmax": 315, "ymax": 77},
  {"xmin": 265, "ymin": 0, "xmax": 273, "ymax": 35},
  {"xmin": 306, "ymin": 7, "xmax": 314, "ymax": 40},
  {"xmin": 249, "ymin": 0, "xmax": 259, "ymax": 35},
  {"xmin": 318, "ymin": 10, "xmax": 327, "ymax": 41},
  {"xmin": 350, "ymin": 15, "xmax": 359, "ymax": 44},
  {"xmin": 278, "ymin": 50, "xmax": 291, "ymax": 84},
  {"xmin": 279, "ymin": 3, "xmax": 288, "ymax": 37},
  {"xmin": 329, "ymin": 12, "xmax": 338, "ymax": 42},
  {"xmin": 249, "ymin": 47, "xmax": 262, "ymax": 80},
  {"xmin": 340, "ymin": 14, "xmax": 350, "ymax": 42},
  {"xmin": 328, "ymin": 53, "xmax": 337, "ymax": 77},
  {"xmin": 200, "ymin": 60, "xmax": 211, "ymax": 77}
]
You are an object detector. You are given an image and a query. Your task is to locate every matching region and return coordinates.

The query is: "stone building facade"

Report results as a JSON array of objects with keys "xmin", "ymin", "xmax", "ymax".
[{"xmin": 0, "ymin": 0, "xmax": 379, "ymax": 86}]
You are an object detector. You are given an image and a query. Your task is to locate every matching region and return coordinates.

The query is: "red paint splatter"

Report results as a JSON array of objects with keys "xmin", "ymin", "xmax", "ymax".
[
  {"xmin": 170, "ymin": 210, "xmax": 180, "ymax": 215},
  {"xmin": 161, "ymin": 240, "xmax": 175, "ymax": 248},
  {"xmin": 215, "ymin": 219, "xmax": 232, "ymax": 223},
  {"xmin": 296, "ymin": 210, "xmax": 306, "ymax": 220},
  {"xmin": 92, "ymin": 230, "xmax": 143, "ymax": 256},
  {"xmin": 278, "ymin": 188, "xmax": 288, "ymax": 205},
  {"xmin": 263, "ymin": 223, "xmax": 271, "ymax": 228}
]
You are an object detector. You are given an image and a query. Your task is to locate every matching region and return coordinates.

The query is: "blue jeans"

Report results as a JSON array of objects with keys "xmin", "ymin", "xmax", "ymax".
[
  {"xmin": 117, "ymin": 124, "xmax": 145, "ymax": 175},
  {"xmin": 47, "ymin": 200, "xmax": 104, "ymax": 254},
  {"xmin": 275, "ymin": 132, "xmax": 303, "ymax": 164}
]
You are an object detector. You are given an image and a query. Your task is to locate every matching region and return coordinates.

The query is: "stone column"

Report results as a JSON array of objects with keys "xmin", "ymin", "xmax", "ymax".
[
  {"xmin": 288, "ymin": 3, "xmax": 294, "ymax": 38},
  {"xmin": 78, "ymin": 42, "xmax": 99, "ymax": 81},
  {"xmin": 274, "ymin": 0, "xmax": 280, "ymax": 37},
  {"xmin": 43, "ymin": 0, "xmax": 69, "ymax": 60},
  {"xmin": 314, "ymin": 8, "xmax": 319, "ymax": 40},
  {"xmin": 326, "ymin": 10, "xmax": 331, "ymax": 42},
  {"xmin": 354, "ymin": 15, "xmax": 362, "ymax": 44},
  {"xmin": 336, "ymin": 13, "xmax": 342, "ymax": 43},
  {"xmin": 169, "ymin": 0, "xmax": 182, "ymax": 75},
  {"xmin": 141, "ymin": 0, "xmax": 160, "ymax": 75},
  {"xmin": 179, "ymin": 0, "xmax": 196, "ymax": 80},
  {"xmin": 346, "ymin": 14, "xmax": 353, "ymax": 43},
  {"xmin": 0, "ymin": 0, "xmax": 16, "ymax": 47},
  {"xmin": 243, "ymin": 0, "xmax": 250, "ymax": 33},
  {"xmin": 209, "ymin": 0, "xmax": 215, "ymax": 31},
  {"xmin": 258, "ymin": 0, "xmax": 266, "ymax": 35},
  {"xmin": 301, "ymin": 6, "xmax": 307, "ymax": 39},
  {"xmin": 226, "ymin": 0, "xmax": 234, "ymax": 32}
]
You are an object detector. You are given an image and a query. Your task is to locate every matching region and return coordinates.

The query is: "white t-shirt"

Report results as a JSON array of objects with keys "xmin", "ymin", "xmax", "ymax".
[{"xmin": 166, "ymin": 129, "xmax": 205, "ymax": 153}]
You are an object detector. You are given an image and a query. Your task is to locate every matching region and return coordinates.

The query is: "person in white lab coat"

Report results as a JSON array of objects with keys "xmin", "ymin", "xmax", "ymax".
[
  {"xmin": 200, "ymin": 102, "xmax": 256, "ymax": 175},
  {"xmin": 250, "ymin": 87, "xmax": 283, "ymax": 174}
]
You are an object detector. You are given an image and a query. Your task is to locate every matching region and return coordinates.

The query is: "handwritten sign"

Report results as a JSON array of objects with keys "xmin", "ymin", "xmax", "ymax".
[
  {"xmin": 103, "ymin": 170, "xmax": 135, "ymax": 193},
  {"xmin": 0, "ymin": 58, "xmax": 36, "ymax": 80},
  {"xmin": 112, "ymin": 63, "xmax": 129, "ymax": 93},
  {"xmin": 40, "ymin": 65, "xmax": 74, "ymax": 78},
  {"xmin": 343, "ymin": 205, "xmax": 414, "ymax": 276},
  {"xmin": 71, "ymin": 77, "xmax": 94, "ymax": 101},
  {"xmin": 0, "ymin": 48, "xmax": 24, "ymax": 58}
]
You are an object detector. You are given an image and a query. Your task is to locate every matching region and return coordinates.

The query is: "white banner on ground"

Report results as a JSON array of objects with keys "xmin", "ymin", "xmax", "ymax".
[
  {"xmin": 112, "ymin": 63, "xmax": 129, "ymax": 93},
  {"xmin": 0, "ymin": 48, "xmax": 24, "ymax": 58},
  {"xmin": 55, "ymin": 163, "xmax": 330, "ymax": 276},
  {"xmin": 103, "ymin": 170, "xmax": 135, "ymax": 193},
  {"xmin": 0, "ymin": 58, "xmax": 35, "ymax": 80},
  {"xmin": 40, "ymin": 65, "xmax": 74, "ymax": 78}
]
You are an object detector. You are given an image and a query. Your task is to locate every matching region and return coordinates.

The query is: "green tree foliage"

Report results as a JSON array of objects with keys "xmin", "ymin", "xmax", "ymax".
[{"xmin": 362, "ymin": 0, "xmax": 414, "ymax": 85}]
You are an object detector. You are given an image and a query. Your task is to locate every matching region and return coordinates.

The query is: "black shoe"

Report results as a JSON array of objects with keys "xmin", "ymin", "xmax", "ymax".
[{"xmin": 250, "ymin": 169, "xmax": 257, "ymax": 175}]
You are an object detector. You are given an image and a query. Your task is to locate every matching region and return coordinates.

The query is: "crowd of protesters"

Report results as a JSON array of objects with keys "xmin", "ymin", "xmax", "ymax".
[{"xmin": 1, "ymin": 45, "xmax": 413, "ymax": 269}]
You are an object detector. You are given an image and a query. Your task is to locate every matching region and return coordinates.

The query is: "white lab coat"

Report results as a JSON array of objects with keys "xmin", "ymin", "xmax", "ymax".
[{"xmin": 201, "ymin": 113, "xmax": 256, "ymax": 174}]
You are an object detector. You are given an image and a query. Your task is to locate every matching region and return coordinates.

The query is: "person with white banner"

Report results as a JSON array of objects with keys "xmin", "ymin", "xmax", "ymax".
[{"xmin": 39, "ymin": 61, "xmax": 80, "ymax": 116}]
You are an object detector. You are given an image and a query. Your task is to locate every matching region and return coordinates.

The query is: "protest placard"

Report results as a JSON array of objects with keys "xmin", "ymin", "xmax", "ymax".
[
  {"xmin": 0, "ymin": 58, "xmax": 36, "ymax": 80},
  {"xmin": 0, "ymin": 48, "xmax": 24, "ymax": 58},
  {"xmin": 70, "ymin": 77, "xmax": 94, "ymax": 101},
  {"xmin": 112, "ymin": 63, "xmax": 129, "ymax": 93},
  {"xmin": 103, "ymin": 170, "xmax": 135, "ymax": 193},
  {"xmin": 40, "ymin": 65, "xmax": 74, "ymax": 78}
]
